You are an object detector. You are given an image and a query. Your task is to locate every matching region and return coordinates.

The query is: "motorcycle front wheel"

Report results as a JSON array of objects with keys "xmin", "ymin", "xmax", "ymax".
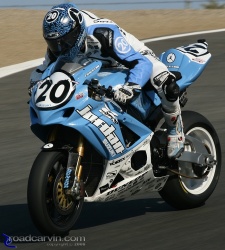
[
  {"xmin": 27, "ymin": 151, "xmax": 84, "ymax": 236},
  {"xmin": 159, "ymin": 111, "xmax": 221, "ymax": 210}
]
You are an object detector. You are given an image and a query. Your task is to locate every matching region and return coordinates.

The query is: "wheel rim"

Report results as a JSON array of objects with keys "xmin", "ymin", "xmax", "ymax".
[
  {"xmin": 53, "ymin": 169, "xmax": 76, "ymax": 215},
  {"xmin": 46, "ymin": 158, "xmax": 83, "ymax": 228},
  {"xmin": 178, "ymin": 127, "xmax": 217, "ymax": 195}
]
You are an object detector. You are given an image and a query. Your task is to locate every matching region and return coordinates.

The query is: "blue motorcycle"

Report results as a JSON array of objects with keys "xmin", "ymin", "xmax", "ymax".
[{"xmin": 27, "ymin": 40, "xmax": 221, "ymax": 236}]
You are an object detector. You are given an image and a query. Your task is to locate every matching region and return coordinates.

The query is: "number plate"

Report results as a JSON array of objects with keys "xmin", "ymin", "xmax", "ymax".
[{"xmin": 34, "ymin": 72, "xmax": 76, "ymax": 109}]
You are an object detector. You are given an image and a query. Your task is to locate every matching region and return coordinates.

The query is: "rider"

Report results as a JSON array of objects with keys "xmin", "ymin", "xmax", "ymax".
[{"xmin": 30, "ymin": 3, "xmax": 184, "ymax": 158}]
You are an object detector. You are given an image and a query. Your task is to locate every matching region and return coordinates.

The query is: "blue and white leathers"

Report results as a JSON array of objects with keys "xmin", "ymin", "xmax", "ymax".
[
  {"xmin": 30, "ymin": 10, "xmax": 154, "ymax": 87},
  {"xmin": 81, "ymin": 10, "xmax": 153, "ymax": 87}
]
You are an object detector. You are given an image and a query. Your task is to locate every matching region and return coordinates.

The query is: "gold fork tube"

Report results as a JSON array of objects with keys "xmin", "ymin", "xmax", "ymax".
[
  {"xmin": 48, "ymin": 125, "xmax": 59, "ymax": 142},
  {"xmin": 77, "ymin": 135, "xmax": 85, "ymax": 157},
  {"xmin": 75, "ymin": 135, "xmax": 84, "ymax": 181},
  {"xmin": 77, "ymin": 165, "xmax": 83, "ymax": 180}
]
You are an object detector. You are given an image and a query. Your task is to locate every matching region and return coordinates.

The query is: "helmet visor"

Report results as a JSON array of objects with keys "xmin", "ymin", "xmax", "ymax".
[{"xmin": 45, "ymin": 26, "xmax": 80, "ymax": 57}]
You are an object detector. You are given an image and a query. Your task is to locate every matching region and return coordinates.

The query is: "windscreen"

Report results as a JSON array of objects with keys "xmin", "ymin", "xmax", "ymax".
[{"xmin": 51, "ymin": 56, "xmax": 95, "ymax": 77}]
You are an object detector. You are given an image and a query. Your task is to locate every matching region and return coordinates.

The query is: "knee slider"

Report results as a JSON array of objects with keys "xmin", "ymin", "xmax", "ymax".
[{"xmin": 163, "ymin": 75, "xmax": 180, "ymax": 102}]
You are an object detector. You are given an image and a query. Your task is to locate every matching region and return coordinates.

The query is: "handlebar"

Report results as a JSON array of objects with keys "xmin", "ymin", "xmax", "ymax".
[
  {"xmin": 88, "ymin": 79, "xmax": 114, "ymax": 99},
  {"xmin": 87, "ymin": 78, "xmax": 124, "ymax": 112}
]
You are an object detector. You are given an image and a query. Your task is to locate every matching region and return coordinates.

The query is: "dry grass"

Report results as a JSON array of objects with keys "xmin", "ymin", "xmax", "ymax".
[{"xmin": 0, "ymin": 9, "xmax": 225, "ymax": 67}]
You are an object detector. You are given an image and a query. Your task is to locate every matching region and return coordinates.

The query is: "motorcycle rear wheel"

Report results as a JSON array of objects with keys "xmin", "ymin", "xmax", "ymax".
[
  {"xmin": 27, "ymin": 151, "xmax": 84, "ymax": 236},
  {"xmin": 159, "ymin": 111, "xmax": 221, "ymax": 210}
]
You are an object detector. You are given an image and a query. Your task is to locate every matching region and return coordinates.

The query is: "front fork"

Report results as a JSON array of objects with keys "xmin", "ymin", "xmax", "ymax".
[
  {"xmin": 64, "ymin": 135, "xmax": 85, "ymax": 199},
  {"xmin": 48, "ymin": 127, "xmax": 85, "ymax": 199}
]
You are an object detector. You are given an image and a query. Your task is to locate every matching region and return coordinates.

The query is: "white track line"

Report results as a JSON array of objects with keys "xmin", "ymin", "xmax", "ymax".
[
  {"xmin": 0, "ymin": 58, "xmax": 44, "ymax": 79},
  {"xmin": 141, "ymin": 28, "xmax": 225, "ymax": 43},
  {"xmin": 1, "ymin": 28, "xmax": 225, "ymax": 79}
]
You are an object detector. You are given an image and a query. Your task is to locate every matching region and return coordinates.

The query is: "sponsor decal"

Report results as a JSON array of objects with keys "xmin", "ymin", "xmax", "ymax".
[
  {"xmin": 115, "ymin": 36, "xmax": 131, "ymax": 54},
  {"xmin": 99, "ymin": 184, "xmax": 110, "ymax": 193},
  {"xmin": 64, "ymin": 168, "xmax": 73, "ymax": 189},
  {"xmin": 93, "ymin": 19, "xmax": 113, "ymax": 23},
  {"xmin": 130, "ymin": 189, "xmax": 141, "ymax": 196},
  {"xmin": 85, "ymin": 65, "xmax": 100, "ymax": 77},
  {"xmin": 141, "ymin": 49, "xmax": 160, "ymax": 61},
  {"xmin": 108, "ymin": 30, "xmax": 113, "ymax": 48},
  {"xmin": 166, "ymin": 53, "xmax": 176, "ymax": 63},
  {"xmin": 177, "ymin": 43, "xmax": 209, "ymax": 57},
  {"xmin": 45, "ymin": 10, "xmax": 59, "ymax": 23},
  {"xmin": 105, "ymin": 194, "xmax": 116, "ymax": 201},
  {"xmin": 167, "ymin": 65, "xmax": 179, "ymax": 69},
  {"xmin": 106, "ymin": 172, "xmax": 146, "ymax": 196},
  {"xmin": 192, "ymin": 57, "xmax": 206, "ymax": 64},
  {"xmin": 77, "ymin": 105, "xmax": 125, "ymax": 155},
  {"xmin": 68, "ymin": 8, "xmax": 83, "ymax": 24},
  {"xmin": 103, "ymin": 138, "xmax": 116, "ymax": 157},
  {"xmin": 99, "ymin": 105, "xmax": 118, "ymax": 124},
  {"xmin": 106, "ymin": 170, "xmax": 117, "ymax": 179},
  {"xmin": 153, "ymin": 71, "xmax": 169, "ymax": 87},
  {"xmin": 93, "ymin": 19, "xmax": 113, "ymax": 24},
  {"xmin": 75, "ymin": 92, "xmax": 84, "ymax": 100},
  {"xmin": 46, "ymin": 32, "xmax": 60, "ymax": 39},
  {"xmin": 119, "ymin": 28, "xmax": 126, "ymax": 36},
  {"xmin": 43, "ymin": 143, "xmax": 54, "ymax": 149},
  {"xmin": 109, "ymin": 157, "xmax": 125, "ymax": 165}
]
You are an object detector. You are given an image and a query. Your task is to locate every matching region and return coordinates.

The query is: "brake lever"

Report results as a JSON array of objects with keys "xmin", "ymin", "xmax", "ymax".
[{"xmin": 102, "ymin": 96, "xmax": 124, "ymax": 113}]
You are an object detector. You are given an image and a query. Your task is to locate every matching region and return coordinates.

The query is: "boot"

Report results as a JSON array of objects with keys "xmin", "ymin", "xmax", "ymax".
[{"xmin": 162, "ymin": 109, "xmax": 185, "ymax": 158}]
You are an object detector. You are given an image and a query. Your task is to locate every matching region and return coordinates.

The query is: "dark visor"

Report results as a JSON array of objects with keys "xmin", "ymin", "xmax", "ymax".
[{"xmin": 45, "ymin": 26, "xmax": 80, "ymax": 56}]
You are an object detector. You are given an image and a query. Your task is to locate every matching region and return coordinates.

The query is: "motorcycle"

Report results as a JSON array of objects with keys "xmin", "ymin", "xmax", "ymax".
[{"xmin": 27, "ymin": 39, "xmax": 221, "ymax": 236}]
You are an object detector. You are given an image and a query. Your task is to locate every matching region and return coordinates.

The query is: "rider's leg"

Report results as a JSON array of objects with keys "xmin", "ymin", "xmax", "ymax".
[
  {"xmin": 155, "ymin": 72, "xmax": 184, "ymax": 158},
  {"xmin": 145, "ymin": 57, "xmax": 184, "ymax": 158},
  {"xmin": 161, "ymin": 105, "xmax": 184, "ymax": 158}
]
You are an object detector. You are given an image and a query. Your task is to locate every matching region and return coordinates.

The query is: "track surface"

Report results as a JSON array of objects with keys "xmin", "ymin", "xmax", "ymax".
[{"xmin": 0, "ymin": 32, "xmax": 224, "ymax": 249}]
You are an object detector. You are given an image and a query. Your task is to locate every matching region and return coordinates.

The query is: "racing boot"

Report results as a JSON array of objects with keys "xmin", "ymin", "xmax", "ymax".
[{"xmin": 162, "ymin": 109, "xmax": 185, "ymax": 158}]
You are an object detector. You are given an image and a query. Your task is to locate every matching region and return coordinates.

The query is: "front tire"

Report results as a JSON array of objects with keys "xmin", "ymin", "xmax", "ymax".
[
  {"xmin": 159, "ymin": 111, "xmax": 221, "ymax": 210},
  {"xmin": 27, "ymin": 151, "xmax": 84, "ymax": 236}
]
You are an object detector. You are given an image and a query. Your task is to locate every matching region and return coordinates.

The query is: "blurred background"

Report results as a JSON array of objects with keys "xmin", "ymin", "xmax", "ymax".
[
  {"xmin": 1, "ymin": 0, "xmax": 224, "ymax": 67},
  {"xmin": 0, "ymin": 0, "xmax": 225, "ymax": 10}
]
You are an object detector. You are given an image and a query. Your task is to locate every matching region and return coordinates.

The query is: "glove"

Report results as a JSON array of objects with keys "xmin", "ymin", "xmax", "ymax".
[
  {"xmin": 28, "ymin": 80, "xmax": 39, "ymax": 96},
  {"xmin": 114, "ymin": 83, "xmax": 141, "ymax": 104}
]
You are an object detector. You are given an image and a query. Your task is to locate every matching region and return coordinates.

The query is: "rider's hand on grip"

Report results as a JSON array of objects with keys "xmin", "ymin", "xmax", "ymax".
[{"xmin": 114, "ymin": 82, "xmax": 141, "ymax": 104}]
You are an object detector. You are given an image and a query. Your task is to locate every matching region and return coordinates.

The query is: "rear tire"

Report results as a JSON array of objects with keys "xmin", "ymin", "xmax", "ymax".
[
  {"xmin": 27, "ymin": 151, "xmax": 84, "ymax": 236},
  {"xmin": 159, "ymin": 111, "xmax": 221, "ymax": 210}
]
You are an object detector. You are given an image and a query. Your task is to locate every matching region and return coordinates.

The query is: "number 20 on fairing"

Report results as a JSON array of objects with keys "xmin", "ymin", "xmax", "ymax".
[{"xmin": 34, "ymin": 74, "xmax": 76, "ymax": 109}]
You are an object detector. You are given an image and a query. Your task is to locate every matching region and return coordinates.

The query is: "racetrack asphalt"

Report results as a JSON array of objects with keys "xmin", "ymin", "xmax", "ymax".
[{"xmin": 0, "ymin": 32, "xmax": 224, "ymax": 250}]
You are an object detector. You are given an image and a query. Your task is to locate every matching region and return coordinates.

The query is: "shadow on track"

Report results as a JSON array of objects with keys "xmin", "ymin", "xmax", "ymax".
[
  {"xmin": 0, "ymin": 197, "xmax": 174, "ymax": 236},
  {"xmin": 0, "ymin": 204, "xmax": 39, "ymax": 237},
  {"xmin": 75, "ymin": 197, "xmax": 175, "ymax": 229}
]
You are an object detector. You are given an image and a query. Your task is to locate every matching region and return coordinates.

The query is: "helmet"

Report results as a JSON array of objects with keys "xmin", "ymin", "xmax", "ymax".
[{"xmin": 43, "ymin": 3, "xmax": 86, "ymax": 60}]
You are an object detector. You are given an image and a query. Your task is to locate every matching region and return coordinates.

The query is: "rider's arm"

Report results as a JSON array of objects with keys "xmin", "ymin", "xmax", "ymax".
[{"xmin": 93, "ymin": 25, "xmax": 153, "ymax": 87}]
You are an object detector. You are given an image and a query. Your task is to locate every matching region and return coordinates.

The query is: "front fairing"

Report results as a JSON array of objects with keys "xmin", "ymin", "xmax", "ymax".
[
  {"xmin": 30, "ymin": 95, "xmax": 152, "ymax": 160},
  {"xmin": 29, "ymin": 57, "xmax": 152, "ymax": 160}
]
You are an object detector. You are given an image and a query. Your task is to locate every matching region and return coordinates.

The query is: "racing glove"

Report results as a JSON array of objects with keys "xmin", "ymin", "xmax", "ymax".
[{"xmin": 114, "ymin": 83, "xmax": 141, "ymax": 104}]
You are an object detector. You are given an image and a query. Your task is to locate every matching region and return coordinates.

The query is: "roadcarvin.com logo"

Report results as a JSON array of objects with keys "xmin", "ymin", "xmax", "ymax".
[
  {"xmin": 2, "ymin": 234, "xmax": 17, "ymax": 248},
  {"xmin": 2, "ymin": 233, "xmax": 86, "ymax": 248}
]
